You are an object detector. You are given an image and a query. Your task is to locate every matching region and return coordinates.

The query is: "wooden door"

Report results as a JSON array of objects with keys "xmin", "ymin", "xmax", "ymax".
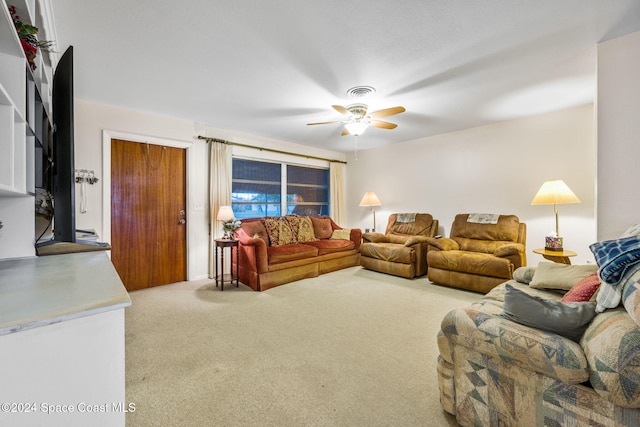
[{"xmin": 111, "ymin": 139, "xmax": 187, "ymax": 291}]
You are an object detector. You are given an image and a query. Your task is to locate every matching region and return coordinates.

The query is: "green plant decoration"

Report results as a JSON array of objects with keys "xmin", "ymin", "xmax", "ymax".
[{"xmin": 9, "ymin": 5, "xmax": 55, "ymax": 70}]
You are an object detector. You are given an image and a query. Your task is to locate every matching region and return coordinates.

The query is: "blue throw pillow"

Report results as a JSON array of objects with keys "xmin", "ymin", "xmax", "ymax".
[{"xmin": 589, "ymin": 235, "xmax": 640, "ymax": 285}]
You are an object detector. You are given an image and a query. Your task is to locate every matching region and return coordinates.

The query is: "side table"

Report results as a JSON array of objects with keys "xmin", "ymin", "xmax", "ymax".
[
  {"xmin": 214, "ymin": 238, "xmax": 239, "ymax": 291},
  {"xmin": 533, "ymin": 248, "xmax": 577, "ymax": 265}
]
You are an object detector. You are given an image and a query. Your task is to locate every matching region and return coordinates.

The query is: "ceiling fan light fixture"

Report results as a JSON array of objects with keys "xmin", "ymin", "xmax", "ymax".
[{"xmin": 344, "ymin": 121, "xmax": 368, "ymax": 136}]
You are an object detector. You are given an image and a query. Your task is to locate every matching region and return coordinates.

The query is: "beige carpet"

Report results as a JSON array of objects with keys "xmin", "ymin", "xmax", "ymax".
[{"xmin": 125, "ymin": 266, "xmax": 482, "ymax": 426}]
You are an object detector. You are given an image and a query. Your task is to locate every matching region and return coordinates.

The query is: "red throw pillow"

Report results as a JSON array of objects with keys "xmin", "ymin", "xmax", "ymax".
[{"xmin": 560, "ymin": 272, "xmax": 601, "ymax": 302}]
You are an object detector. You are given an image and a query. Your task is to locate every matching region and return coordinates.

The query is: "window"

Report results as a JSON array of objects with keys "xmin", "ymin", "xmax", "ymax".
[{"xmin": 231, "ymin": 158, "xmax": 329, "ymax": 219}]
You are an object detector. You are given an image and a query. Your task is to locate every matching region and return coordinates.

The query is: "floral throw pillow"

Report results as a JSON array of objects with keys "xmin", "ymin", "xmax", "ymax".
[
  {"xmin": 286, "ymin": 215, "xmax": 316, "ymax": 243},
  {"xmin": 262, "ymin": 217, "xmax": 294, "ymax": 247},
  {"xmin": 561, "ymin": 272, "xmax": 601, "ymax": 302}
]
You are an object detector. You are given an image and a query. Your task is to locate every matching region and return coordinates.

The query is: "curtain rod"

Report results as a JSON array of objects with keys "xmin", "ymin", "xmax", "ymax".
[{"xmin": 197, "ymin": 135, "xmax": 347, "ymax": 165}]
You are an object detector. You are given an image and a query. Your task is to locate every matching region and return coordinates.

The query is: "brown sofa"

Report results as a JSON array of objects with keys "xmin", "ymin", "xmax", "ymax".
[
  {"xmin": 427, "ymin": 213, "xmax": 526, "ymax": 293},
  {"xmin": 232, "ymin": 215, "xmax": 362, "ymax": 291},
  {"xmin": 360, "ymin": 213, "xmax": 439, "ymax": 279}
]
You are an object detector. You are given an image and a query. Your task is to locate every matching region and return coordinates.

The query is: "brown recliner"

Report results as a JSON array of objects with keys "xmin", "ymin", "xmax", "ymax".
[
  {"xmin": 360, "ymin": 213, "xmax": 439, "ymax": 279},
  {"xmin": 426, "ymin": 213, "xmax": 526, "ymax": 293}
]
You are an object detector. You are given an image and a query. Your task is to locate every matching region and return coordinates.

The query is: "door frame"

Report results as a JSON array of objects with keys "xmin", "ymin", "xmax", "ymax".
[{"xmin": 102, "ymin": 129, "xmax": 193, "ymax": 279}]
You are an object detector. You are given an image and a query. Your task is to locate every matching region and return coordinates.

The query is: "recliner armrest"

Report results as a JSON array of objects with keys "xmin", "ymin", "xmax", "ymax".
[
  {"xmin": 426, "ymin": 237, "xmax": 459, "ymax": 251},
  {"xmin": 494, "ymin": 243, "xmax": 525, "ymax": 258},
  {"xmin": 404, "ymin": 235, "xmax": 429, "ymax": 247},
  {"xmin": 363, "ymin": 232, "xmax": 389, "ymax": 243}
]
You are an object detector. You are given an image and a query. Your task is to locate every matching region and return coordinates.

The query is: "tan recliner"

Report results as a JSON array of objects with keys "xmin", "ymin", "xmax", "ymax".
[
  {"xmin": 426, "ymin": 213, "xmax": 526, "ymax": 293},
  {"xmin": 360, "ymin": 213, "xmax": 439, "ymax": 279}
]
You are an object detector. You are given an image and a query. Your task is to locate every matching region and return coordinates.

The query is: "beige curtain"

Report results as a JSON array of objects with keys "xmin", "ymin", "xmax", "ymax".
[
  {"xmin": 208, "ymin": 142, "xmax": 232, "ymax": 278},
  {"xmin": 329, "ymin": 162, "xmax": 346, "ymax": 225}
]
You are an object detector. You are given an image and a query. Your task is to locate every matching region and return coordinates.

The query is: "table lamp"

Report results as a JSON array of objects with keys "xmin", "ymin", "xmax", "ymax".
[
  {"xmin": 359, "ymin": 192, "xmax": 382, "ymax": 232},
  {"xmin": 217, "ymin": 206, "xmax": 235, "ymax": 239},
  {"xmin": 531, "ymin": 180, "xmax": 580, "ymax": 251}
]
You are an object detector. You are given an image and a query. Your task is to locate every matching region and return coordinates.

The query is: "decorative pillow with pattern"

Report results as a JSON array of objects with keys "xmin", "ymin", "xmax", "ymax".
[
  {"xmin": 262, "ymin": 217, "xmax": 294, "ymax": 246},
  {"xmin": 590, "ymin": 235, "xmax": 640, "ymax": 285},
  {"xmin": 285, "ymin": 215, "xmax": 316, "ymax": 243},
  {"xmin": 561, "ymin": 272, "xmax": 601, "ymax": 302}
]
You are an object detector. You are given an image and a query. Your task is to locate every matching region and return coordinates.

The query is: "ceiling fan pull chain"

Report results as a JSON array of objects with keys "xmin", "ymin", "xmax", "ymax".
[{"xmin": 354, "ymin": 135, "xmax": 358, "ymax": 161}]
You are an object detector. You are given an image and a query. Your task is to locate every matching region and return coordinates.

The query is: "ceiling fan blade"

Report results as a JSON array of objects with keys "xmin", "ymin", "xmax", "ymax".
[
  {"xmin": 332, "ymin": 105, "xmax": 350, "ymax": 115},
  {"xmin": 370, "ymin": 120, "xmax": 398, "ymax": 129},
  {"xmin": 307, "ymin": 120, "xmax": 342, "ymax": 126},
  {"xmin": 368, "ymin": 106, "xmax": 406, "ymax": 119}
]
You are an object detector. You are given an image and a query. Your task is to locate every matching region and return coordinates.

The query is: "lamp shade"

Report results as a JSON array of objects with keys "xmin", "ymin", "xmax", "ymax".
[
  {"xmin": 530, "ymin": 180, "xmax": 580, "ymax": 205},
  {"xmin": 217, "ymin": 205, "xmax": 235, "ymax": 222},
  {"xmin": 345, "ymin": 121, "xmax": 368, "ymax": 136},
  {"xmin": 359, "ymin": 192, "xmax": 382, "ymax": 207}
]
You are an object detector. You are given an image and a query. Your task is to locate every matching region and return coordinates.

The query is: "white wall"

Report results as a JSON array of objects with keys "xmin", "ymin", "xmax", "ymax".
[
  {"xmin": 346, "ymin": 104, "xmax": 597, "ymax": 265},
  {"xmin": 73, "ymin": 100, "xmax": 346, "ymax": 280},
  {"xmin": 597, "ymin": 30, "xmax": 640, "ymax": 240}
]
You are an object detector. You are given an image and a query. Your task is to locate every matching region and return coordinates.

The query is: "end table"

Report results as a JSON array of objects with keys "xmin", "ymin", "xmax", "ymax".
[
  {"xmin": 214, "ymin": 238, "xmax": 239, "ymax": 290},
  {"xmin": 533, "ymin": 248, "xmax": 577, "ymax": 265}
]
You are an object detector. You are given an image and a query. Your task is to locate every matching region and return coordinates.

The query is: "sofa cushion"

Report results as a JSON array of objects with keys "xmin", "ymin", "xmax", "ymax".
[
  {"xmin": 263, "ymin": 217, "xmax": 295, "ymax": 246},
  {"xmin": 590, "ymin": 235, "xmax": 640, "ymax": 285},
  {"xmin": 502, "ymin": 284, "xmax": 597, "ymax": 342},
  {"xmin": 310, "ymin": 216, "xmax": 333, "ymax": 239},
  {"xmin": 583, "ymin": 307, "xmax": 640, "ymax": 408},
  {"xmin": 427, "ymin": 250, "xmax": 513, "ymax": 279},
  {"xmin": 456, "ymin": 238, "xmax": 518, "ymax": 255},
  {"xmin": 267, "ymin": 244, "xmax": 318, "ymax": 265},
  {"xmin": 529, "ymin": 262, "xmax": 598, "ymax": 291},
  {"xmin": 360, "ymin": 242, "xmax": 415, "ymax": 264},
  {"xmin": 561, "ymin": 272, "xmax": 601, "ymax": 302},
  {"xmin": 285, "ymin": 215, "xmax": 317, "ymax": 243},
  {"xmin": 303, "ymin": 239, "xmax": 354, "ymax": 256}
]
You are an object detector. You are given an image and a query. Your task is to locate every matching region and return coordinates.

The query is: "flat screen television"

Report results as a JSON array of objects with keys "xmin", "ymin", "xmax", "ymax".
[
  {"xmin": 35, "ymin": 45, "xmax": 76, "ymax": 249},
  {"xmin": 51, "ymin": 45, "xmax": 76, "ymax": 243}
]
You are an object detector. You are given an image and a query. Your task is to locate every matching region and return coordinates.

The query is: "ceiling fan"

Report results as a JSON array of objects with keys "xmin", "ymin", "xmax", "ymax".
[{"xmin": 307, "ymin": 103, "xmax": 406, "ymax": 136}]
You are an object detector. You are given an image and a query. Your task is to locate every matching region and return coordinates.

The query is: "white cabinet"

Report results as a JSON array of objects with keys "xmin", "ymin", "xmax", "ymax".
[{"xmin": 0, "ymin": 0, "xmax": 55, "ymax": 259}]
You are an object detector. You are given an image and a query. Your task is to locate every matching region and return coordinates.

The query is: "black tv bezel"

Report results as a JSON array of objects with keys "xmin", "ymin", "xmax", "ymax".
[{"xmin": 51, "ymin": 45, "xmax": 76, "ymax": 244}]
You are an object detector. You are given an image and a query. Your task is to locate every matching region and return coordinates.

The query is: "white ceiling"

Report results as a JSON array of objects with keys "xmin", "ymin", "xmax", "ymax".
[{"xmin": 49, "ymin": 0, "xmax": 640, "ymax": 153}]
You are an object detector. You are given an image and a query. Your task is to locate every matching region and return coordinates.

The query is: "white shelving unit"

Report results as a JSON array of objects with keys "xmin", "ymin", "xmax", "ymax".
[{"xmin": 0, "ymin": 0, "xmax": 55, "ymax": 259}]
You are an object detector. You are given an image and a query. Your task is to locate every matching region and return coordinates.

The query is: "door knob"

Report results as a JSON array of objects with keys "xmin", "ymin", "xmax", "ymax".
[{"xmin": 179, "ymin": 219, "xmax": 186, "ymax": 224}]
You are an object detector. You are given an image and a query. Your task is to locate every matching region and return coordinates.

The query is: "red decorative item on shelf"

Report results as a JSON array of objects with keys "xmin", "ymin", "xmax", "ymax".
[
  {"xmin": 20, "ymin": 39, "xmax": 37, "ymax": 68},
  {"xmin": 9, "ymin": 4, "xmax": 54, "ymax": 70}
]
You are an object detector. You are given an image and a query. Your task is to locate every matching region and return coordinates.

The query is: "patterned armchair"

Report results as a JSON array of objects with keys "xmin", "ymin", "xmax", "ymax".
[
  {"xmin": 427, "ymin": 213, "xmax": 526, "ymax": 293},
  {"xmin": 360, "ymin": 213, "xmax": 438, "ymax": 279}
]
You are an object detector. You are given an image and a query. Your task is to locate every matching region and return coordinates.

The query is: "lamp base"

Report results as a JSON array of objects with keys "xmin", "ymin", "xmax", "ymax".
[{"xmin": 545, "ymin": 236, "xmax": 564, "ymax": 251}]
